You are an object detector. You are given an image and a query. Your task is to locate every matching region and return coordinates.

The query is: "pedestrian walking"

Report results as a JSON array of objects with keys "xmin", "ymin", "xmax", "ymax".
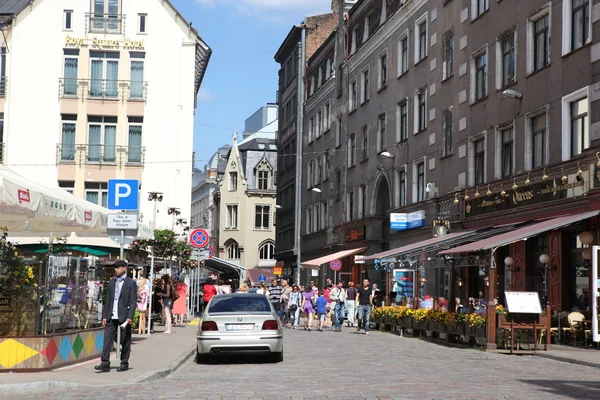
[
  {"xmin": 173, "ymin": 277, "xmax": 188, "ymax": 327},
  {"xmin": 315, "ymin": 290, "xmax": 328, "ymax": 332},
  {"xmin": 356, "ymin": 278, "xmax": 373, "ymax": 335},
  {"xmin": 238, "ymin": 282, "xmax": 249, "ymax": 293},
  {"xmin": 160, "ymin": 275, "xmax": 176, "ymax": 334},
  {"xmin": 301, "ymin": 285, "xmax": 316, "ymax": 331},
  {"xmin": 288, "ymin": 285, "xmax": 302, "ymax": 329},
  {"xmin": 280, "ymin": 280, "xmax": 292, "ymax": 325},
  {"xmin": 329, "ymin": 281, "xmax": 346, "ymax": 332},
  {"xmin": 269, "ymin": 279, "xmax": 283, "ymax": 318},
  {"xmin": 95, "ymin": 260, "xmax": 137, "ymax": 373},
  {"xmin": 346, "ymin": 281, "xmax": 357, "ymax": 327},
  {"xmin": 203, "ymin": 278, "xmax": 218, "ymax": 305},
  {"xmin": 256, "ymin": 281, "xmax": 270, "ymax": 297}
]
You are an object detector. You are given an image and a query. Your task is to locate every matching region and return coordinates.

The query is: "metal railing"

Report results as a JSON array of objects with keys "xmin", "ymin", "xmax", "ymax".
[
  {"xmin": 58, "ymin": 78, "xmax": 148, "ymax": 101},
  {"xmin": 57, "ymin": 144, "xmax": 145, "ymax": 166},
  {"xmin": 0, "ymin": 142, "xmax": 5, "ymax": 165},
  {"xmin": 0, "ymin": 76, "xmax": 7, "ymax": 97},
  {"xmin": 86, "ymin": 13, "xmax": 125, "ymax": 34}
]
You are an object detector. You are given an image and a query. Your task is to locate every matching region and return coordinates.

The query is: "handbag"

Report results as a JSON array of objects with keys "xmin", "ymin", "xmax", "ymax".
[{"xmin": 289, "ymin": 303, "xmax": 298, "ymax": 312}]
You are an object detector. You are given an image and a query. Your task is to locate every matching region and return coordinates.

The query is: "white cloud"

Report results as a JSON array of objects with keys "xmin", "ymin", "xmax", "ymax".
[
  {"xmin": 196, "ymin": 0, "xmax": 331, "ymax": 23},
  {"xmin": 198, "ymin": 88, "xmax": 215, "ymax": 101}
]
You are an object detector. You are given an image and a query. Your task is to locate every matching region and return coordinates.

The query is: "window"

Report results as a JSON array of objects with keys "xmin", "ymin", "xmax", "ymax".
[
  {"xmin": 337, "ymin": 65, "xmax": 344, "ymax": 96},
  {"xmin": 571, "ymin": 0, "xmax": 590, "ymax": 51},
  {"xmin": 379, "ymin": 51, "xmax": 388, "ymax": 88},
  {"xmin": 442, "ymin": 110, "xmax": 453, "ymax": 156},
  {"xmin": 364, "ymin": 16, "xmax": 370, "ymax": 41},
  {"xmin": 87, "ymin": 115, "xmax": 116, "ymax": 162},
  {"xmin": 308, "ymin": 116, "xmax": 315, "ymax": 142},
  {"xmin": 361, "ymin": 125, "xmax": 368, "ymax": 162},
  {"xmin": 359, "ymin": 185, "xmax": 367, "ymax": 219},
  {"xmin": 226, "ymin": 241, "xmax": 240, "ymax": 259},
  {"xmin": 59, "ymin": 180, "xmax": 75, "ymax": 195},
  {"xmin": 415, "ymin": 89, "xmax": 427, "ymax": 133},
  {"xmin": 63, "ymin": 49, "xmax": 79, "ymax": 97},
  {"xmin": 500, "ymin": 33, "xmax": 516, "ymax": 87},
  {"xmin": 361, "ymin": 68, "xmax": 370, "ymax": 103},
  {"xmin": 348, "ymin": 133, "xmax": 356, "ymax": 167},
  {"xmin": 396, "ymin": 169, "xmax": 407, "ymax": 207},
  {"xmin": 472, "ymin": 49, "xmax": 488, "ymax": 102},
  {"xmin": 416, "ymin": 162, "xmax": 425, "ymax": 202},
  {"xmin": 128, "ymin": 116, "xmax": 143, "ymax": 163},
  {"xmin": 257, "ymin": 170, "xmax": 269, "ymax": 190},
  {"xmin": 316, "ymin": 154, "xmax": 322, "ymax": 184},
  {"xmin": 323, "ymin": 151, "xmax": 330, "ymax": 181},
  {"xmin": 397, "ymin": 101, "xmax": 408, "ymax": 141},
  {"xmin": 531, "ymin": 113, "xmax": 547, "ymax": 168},
  {"xmin": 259, "ymin": 242, "xmax": 275, "ymax": 260},
  {"xmin": 324, "ymin": 102, "xmax": 330, "ymax": 131},
  {"xmin": 229, "ymin": 172, "xmax": 238, "ymax": 191},
  {"xmin": 347, "ymin": 190, "xmax": 354, "ymax": 221},
  {"xmin": 443, "ymin": 33, "xmax": 454, "ymax": 80},
  {"xmin": 336, "ymin": 116, "xmax": 342, "ymax": 147},
  {"xmin": 254, "ymin": 205, "xmax": 270, "ymax": 229},
  {"xmin": 314, "ymin": 203, "xmax": 321, "ymax": 231},
  {"xmin": 130, "ymin": 52, "xmax": 145, "ymax": 99},
  {"xmin": 310, "ymin": 75, "xmax": 316, "ymax": 95},
  {"xmin": 349, "ymin": 80, "xmax": 357, "ymax": 111},
  {"xmin": 60, "ymin": 114, "xmax": 77, "ymax": 161},
  {"xmin": 316, "ymin": 110, "xmax": 322, "ymax": 138},
  {"xmin": 530, "ymin": 12, "xmax": 550, "ymax": 73},
  {"xmin": 306, "ymin": 207, "xmax": 312, "ymax": 234},
  {"xmin": 322, "ymin": 200, "xmax": 329, "ymax": 229},
  {"xmin": 85, "ymin": 182, "xmax": 108, "ymax": 207},
  {"xmin": 398, "ymin": 32, "xmax": 409, "ymax": 76},
  {"xmin": 501, "ymin": 128, "xmax": 513, "ymax": 177},
  {"xmin": 415, "ymin": 16, "xmax": 428, "ymax": 63},
  {"xmin": 351, "ymin": 29, "xmax": 357, "ymax": 55},
  {"xmin": 138, "ymin": 13, "xmax": 147, "ymax": 33},
  {"xmin": 64, "ymin": 10, "xmax": 73, "ymax": 30},
  {"xmin": 0, "ymin": 47, "xmax": 5, "ymax": 97},
  {"xmin": 226, "ymin": 205, "xmax": 239, "ymax": 229},
  {"xmin": 473, "ymin": 0, "xmax": 489, "ymax": 19},
  {"xmin": 474, "ymin": 138, "xmax": 486, "ymax": 184},
  {"xmin": 308, "ymin": 160, "xmax": 314, "ymax": 188},
  {"xmin": 570, "ymin": 98, "xmax": 589, "ymax": 157},
  {"xmin": 91, "ymin": 0, "xmax": 122, "ymax": 33},
  {"xmin": 90, "ymin": 51, "xmax": 119, "ymax": 98},
  {"xmin": 209, "ymin": 295, "xmax": 270, "ymax": 313},
  {"xmin": 377, "ymin": 114, "xmax": 387, "ymax": 152},
  {"xmin": 335, "ymin": 170, "xmax": 341, "ymax": 200}
]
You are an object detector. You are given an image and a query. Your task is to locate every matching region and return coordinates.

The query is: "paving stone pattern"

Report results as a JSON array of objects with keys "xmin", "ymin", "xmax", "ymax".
[{"xmin": 5, "ymin": 328, "xmax": 600, "ymax": 400}]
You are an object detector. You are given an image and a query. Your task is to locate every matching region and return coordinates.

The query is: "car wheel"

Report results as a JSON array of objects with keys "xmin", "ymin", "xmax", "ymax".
[
  {"xmin": 196, "ymin": 351, "xmax": 209, "ymax": 364},
  {"xmin": 271, "ymin": 351, "xmax": 283, "ymax": 363}
]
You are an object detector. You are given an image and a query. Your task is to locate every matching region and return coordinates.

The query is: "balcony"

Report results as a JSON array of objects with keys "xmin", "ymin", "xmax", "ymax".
[
  {"xmin": 59, "ymin": 78, "xmax": 148, "ymax": 101},
  {"xmin": 57, "ymin": 144, "xmax": 145, "ymax": 166},
  {"xmin": 85, "ymin": 13, "xmax": 125, "ymax": 34}
]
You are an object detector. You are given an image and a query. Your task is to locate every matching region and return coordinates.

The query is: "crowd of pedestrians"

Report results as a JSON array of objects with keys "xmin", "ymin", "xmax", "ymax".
[{"xmin": 252, "ymin": 278, "xmax": 378, "ymax": 335}]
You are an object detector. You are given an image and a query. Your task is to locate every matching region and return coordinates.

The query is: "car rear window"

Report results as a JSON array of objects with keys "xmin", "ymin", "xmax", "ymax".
[{"xmin": 208, "ymin": 295, "xmax": 271, "ymax": 313}]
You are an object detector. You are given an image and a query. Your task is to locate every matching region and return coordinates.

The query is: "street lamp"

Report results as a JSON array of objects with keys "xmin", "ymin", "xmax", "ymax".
[
  {"xmin": 311, "ymin": 187, "xmax": 322, "ymax": 193},
  {"xmin": 168, "ymin": 207, "xmax": 181, "ymax": 230},
  {"xmin": 502, "ymin": 89, "xmax": 523, "ymax": 100},
  {"xmin": 146, "ymin": 191, "xmax": 163, "ymax": 337},
  {"xmin": 380, "ymin": 151, "xmax": 394, "ymax": 159}
]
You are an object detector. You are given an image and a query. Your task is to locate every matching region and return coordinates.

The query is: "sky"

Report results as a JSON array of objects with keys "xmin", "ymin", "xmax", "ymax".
[{"xmin": 170, "ymin": 0, "xmax": 333, "ymax": 169}]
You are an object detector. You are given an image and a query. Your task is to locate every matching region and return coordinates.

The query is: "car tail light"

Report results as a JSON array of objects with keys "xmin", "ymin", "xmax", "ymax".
[
  {"xmin": 201, "ymin": 321, "xmax": 218, "ymax": 331},
  {"xmin": 262, "ymin": 320, "xmax": 278, "ymax": 330}
]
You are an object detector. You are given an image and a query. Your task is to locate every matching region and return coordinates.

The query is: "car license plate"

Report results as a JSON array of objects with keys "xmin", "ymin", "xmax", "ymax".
[{"xmin": 225, "ymin": 324, "xmax": 254, "ymax": 331}]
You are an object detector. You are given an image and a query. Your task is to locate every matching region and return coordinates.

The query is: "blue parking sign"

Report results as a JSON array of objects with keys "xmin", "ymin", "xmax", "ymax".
[{"xmin": 108, "ymin": 180, "xmax": 139, "ymax": 211}]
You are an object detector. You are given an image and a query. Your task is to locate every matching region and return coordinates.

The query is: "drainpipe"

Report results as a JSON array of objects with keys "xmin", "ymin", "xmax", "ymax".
[{"xmin": 295, "ymin": 24, "xmax": 307, "ymax": 286}]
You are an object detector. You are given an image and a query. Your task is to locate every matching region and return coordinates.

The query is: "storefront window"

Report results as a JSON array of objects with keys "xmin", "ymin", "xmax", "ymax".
[
  {"xmin": 567, "ymin": 233, "xmax": 590, "ymax": 312},
  {"xmin": 526, "ymin": 235, "xmax": 548, "ymax": 302}
]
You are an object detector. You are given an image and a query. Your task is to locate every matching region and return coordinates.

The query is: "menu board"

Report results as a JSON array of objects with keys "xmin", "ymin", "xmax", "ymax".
[
  {"xmin": 393, "ymin": 269, "xmax": 414, "ymax": 299},
  {"xmin": 505, "ymin": 291, "xmax": 542, "ymax": 314}
]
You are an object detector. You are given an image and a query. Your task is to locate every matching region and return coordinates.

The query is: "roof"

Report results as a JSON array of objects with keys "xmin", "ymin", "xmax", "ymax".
[
  {"xmin": 275, "ymin": 24, "xmax": 303, "ymax": 63},
  {"xmin": 0, "ymin": 0, "xmax": 30, "ymax": 14}
]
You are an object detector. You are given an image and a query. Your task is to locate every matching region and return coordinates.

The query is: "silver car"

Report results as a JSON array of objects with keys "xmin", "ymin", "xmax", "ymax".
[{"xmin": 196, "ymin": 293, "xmax": 283, "ymax": 363}]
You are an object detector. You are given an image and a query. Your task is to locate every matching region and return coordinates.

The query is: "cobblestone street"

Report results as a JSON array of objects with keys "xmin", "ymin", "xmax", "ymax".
[{"xmin": 5, "ymin": 327, "xmax": 600, "ymax": 400}]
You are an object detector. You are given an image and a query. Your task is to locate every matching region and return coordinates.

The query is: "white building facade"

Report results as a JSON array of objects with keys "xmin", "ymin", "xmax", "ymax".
[{"xmin": 0, "ymin": 0, "xmax": 210, "ymax": 248}]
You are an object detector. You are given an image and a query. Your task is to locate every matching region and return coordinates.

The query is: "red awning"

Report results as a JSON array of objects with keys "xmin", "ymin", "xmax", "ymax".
[
  {"xmin": 439, "ymin": 210, "xmax": 599, "ymax": 255},
  {"xmin": 246, "ymin": 268, "xmax": 277, "ymax": 285},
  {"xmin": 362, "ymin": 231, "xmax": 476, "ymax": 261},
  {"xmin": 301, "ymin": 247, "xmax": 366, "ymax": 270}
]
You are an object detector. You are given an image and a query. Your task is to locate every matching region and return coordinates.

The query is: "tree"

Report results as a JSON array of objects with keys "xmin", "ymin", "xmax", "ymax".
[{"xmin": 130, "ymin": 229, "xmax": 194, "ymax": 267}]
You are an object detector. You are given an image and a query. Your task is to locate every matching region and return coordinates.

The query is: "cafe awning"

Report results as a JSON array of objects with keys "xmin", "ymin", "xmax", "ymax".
[
  {"xmin": 362, "ymin": 231, "xmax": 476, "ymax": 262},
  {"xmin": 301, "ymin": 247, "xmax": 366, "ymax": 270},
  {"xmin": 439, "ymin": 210, "xmax": 599, "ymax": 255}
]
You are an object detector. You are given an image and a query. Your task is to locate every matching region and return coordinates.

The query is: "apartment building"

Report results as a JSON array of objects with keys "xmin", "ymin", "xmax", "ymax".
[
  {"xmin": 297, "ymin": 0, "xmax": 600, "ymax": 310},
  {"xmin": 0, "ymin": 0, "xmax": 210, "ymax": 251}
]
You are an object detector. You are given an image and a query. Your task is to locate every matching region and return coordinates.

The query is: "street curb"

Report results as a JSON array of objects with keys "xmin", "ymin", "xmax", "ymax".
[
  {"xmin": 0, "ymin": 345, "xmax": 196, "ymax": 393},
  {"xmin": 534, "ymin": 353, "xmax": 600, "ymax": 370}
]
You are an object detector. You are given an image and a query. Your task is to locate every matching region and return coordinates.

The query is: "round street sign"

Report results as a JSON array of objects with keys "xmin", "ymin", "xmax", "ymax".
[
  {"xmin": 190, "ymin": 228, "xmax": 210, "ymax": 249},
  {"xmin": 258, "ymin": 275, "xmax": 268, "ymax": 283},
  {"xmin": 330, "ymin": 259, "xmax": 342, "ymax": 271},
  {"xmin": 208, "ymin": 246, "xmax": 214, "ymax": 259}
]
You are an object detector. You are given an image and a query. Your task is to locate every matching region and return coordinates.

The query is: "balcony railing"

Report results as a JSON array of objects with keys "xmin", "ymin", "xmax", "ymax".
[
  {"xmin": 85, "ymin": 13, "xmax": 125, "ymax": 34},
  {"xmin": 57, "ymin": 144, "xmax": 145, "ymax": 166},
  {"xmin": 0, "ymin": 76, "xmax": 7, "ymax": 97},
  {"xmin": 0, "ymin": 142, "xmax": 5, "ymax": 165},
  {"xmin": 58, "ymin": 78, "xmax": 148, "ymax": 101}
]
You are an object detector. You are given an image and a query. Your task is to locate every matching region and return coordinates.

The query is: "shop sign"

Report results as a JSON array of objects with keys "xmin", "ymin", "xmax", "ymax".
[
  {"xmin": 391, "ymin": 211, "xmax": 426, "ymax": 230},
  {"xmin": 65, "ymin": 35, "xmax": 145, "ymax": 50},
  {"xmin": 465, "ymin": 178, "xmax": 587, "ymax": 217},
  {"xmin": 0, "ymin": 297, "xmax": 12, "ymax": 312},
  {"xmin": 49, "ymin": 200, "xmax": 69, "ymax": 211},
  {"xmin": 345, "ymin": 225, "xmax": 365, "ymax": 242}
]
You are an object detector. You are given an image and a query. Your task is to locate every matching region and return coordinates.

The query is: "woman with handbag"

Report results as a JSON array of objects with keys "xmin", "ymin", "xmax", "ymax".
[{"xmin": 288, "ymin": 285, "xmax": 302, "ymax": 329}]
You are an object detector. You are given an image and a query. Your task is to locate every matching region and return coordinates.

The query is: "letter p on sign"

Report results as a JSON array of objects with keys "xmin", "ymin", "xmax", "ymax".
[{"xmin": 108, "ymin": 179, "xmax": 139, "ymax": 211}]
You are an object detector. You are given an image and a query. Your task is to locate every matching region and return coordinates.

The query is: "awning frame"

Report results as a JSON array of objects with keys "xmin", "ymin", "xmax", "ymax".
[
  {"xmin": 301, "ymin": 247, "xmax": 366, "ymax": 270},
  {"xmin": 203, "ymin": 257, "xmax": 245, "ymax": 281}
]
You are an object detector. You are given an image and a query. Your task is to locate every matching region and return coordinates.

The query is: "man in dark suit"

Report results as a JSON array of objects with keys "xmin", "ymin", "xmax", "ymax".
[{"xmin": 94, "ymin": 260, "xmax": 137, "ymax": 372}]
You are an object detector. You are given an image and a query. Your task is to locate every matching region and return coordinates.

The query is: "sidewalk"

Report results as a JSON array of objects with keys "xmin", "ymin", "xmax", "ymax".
[
  {"xmin": 535, "ymin": 345, "xmax": 600, "ymax": 369},
  {"xmin": 0, "ymin": 322, "xmax": 197, "ymax": 393}
]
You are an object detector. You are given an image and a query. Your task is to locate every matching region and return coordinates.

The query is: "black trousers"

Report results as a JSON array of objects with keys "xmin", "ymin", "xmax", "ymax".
[{"xmin": 100, "ymin": 319, "xmax": 132, "ymax": 365}]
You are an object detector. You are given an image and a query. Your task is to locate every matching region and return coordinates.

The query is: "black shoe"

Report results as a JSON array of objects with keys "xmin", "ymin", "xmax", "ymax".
[
  {"xmin": 117, "ymin": 364, "xmax": 129, "ymax": 372},
  {"xmin": 94, "ymin": 364, "xmax": 110, "ymax": 372}
]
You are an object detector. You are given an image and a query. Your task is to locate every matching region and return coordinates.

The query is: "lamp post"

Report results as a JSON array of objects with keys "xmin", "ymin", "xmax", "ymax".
[
  {"xmin": 146, "ymin": 192, "xmax": 163, "ymax": 336},
  {"xmin": 168, "ymin": 207, "xmax": 181, "ymax": 230}
]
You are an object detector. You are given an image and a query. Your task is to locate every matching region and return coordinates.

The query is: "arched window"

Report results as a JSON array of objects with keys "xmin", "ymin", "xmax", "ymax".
[
  {"xmin": 226, "ymin": 241, "xmax": 240, "ymax": 259},
  {"xmin": 259, "ymin": 242, "xmax": 275, "ymax": 260}
]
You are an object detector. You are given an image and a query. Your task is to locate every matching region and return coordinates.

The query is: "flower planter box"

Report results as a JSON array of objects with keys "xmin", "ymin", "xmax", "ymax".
[
  {"xmin": 413, "ymin": 319, "xmax": 427, "ymax": 330},
  {"xmin": 399, "ymin": 317, "xmax": 412, "ymax": 329},
  {"xmin": 432, "ymin": 321, "xmax": 446, "ymax": 333},
  {"xmin": 446, "ymin": 323, "xmax": 466, "ymax": 336},
  {"xmin": 467, "ymin": 326, "xmax": 486, "ymax": 338}
]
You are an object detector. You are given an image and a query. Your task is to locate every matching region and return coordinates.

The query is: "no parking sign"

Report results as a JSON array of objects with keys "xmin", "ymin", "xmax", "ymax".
[{"xmin": 330, "ymin": 259, "xmax": 342, "ymax": 271}]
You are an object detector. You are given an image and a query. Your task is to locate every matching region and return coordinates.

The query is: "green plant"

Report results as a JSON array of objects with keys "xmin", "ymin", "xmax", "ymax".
[{"xmin": 130, "ymin": 229, "xmax": 194, "ymax": 267}]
